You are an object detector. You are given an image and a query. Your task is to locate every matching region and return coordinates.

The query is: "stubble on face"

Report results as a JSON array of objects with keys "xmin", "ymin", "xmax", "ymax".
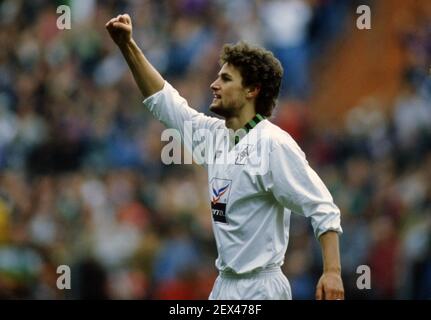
[
  {"xmin": 209, "ymin": 103, "xmax": 236, "ymax": 118},
  {"xmin": 209, "ymin": 64, "xmax": 245, "ymax": 118}
]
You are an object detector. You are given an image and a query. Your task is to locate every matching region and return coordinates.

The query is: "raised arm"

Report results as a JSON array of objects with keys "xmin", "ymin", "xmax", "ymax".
[
  {"xmin": 105, "ymin": 13, "xmax": 223, "ymax": 167},
  {"xmin": 105, "ymin": 14, "xmax": 164, "ymax": 98}
]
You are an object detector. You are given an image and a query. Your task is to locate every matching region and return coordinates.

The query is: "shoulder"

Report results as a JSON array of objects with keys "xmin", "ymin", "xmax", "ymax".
[
  {"xmin": 142, "ymin": 81, "xmax": 176, "ymax": 104},
  {"xmin": 259, "ymin": 120, "xmax": 304, "ymax": 156}
]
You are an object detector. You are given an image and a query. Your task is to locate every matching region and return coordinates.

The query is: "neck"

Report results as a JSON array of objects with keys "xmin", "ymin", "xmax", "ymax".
[{"xmin": 225, "ymin": 108, "xmax": 257, "ymax": 131}]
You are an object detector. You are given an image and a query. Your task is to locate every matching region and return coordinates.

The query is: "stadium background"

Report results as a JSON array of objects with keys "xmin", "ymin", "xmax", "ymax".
[{"xmin": 0, "ymin": 0, "xmax": 430, "ymax": 299}]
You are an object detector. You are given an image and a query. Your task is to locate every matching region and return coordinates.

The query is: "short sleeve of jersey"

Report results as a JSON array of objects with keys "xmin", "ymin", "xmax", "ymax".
[
  {"xmin": 268, "ymin": 138, "xmax": 342, "ymax": 239},
  {"xmin": 143, "ymin": 81, "xmax": 225, "ymax": 165}
]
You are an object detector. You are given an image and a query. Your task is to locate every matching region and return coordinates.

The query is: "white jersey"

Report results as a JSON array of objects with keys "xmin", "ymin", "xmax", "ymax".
[{"xmin": 143, "ymin": 81, "xmax": 342, "ymax": 275}]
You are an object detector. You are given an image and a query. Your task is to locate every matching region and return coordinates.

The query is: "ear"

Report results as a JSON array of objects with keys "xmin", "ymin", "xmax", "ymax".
[{"xmin": 246, "ymin": 85, "xmax": 261, "ymax": 99}]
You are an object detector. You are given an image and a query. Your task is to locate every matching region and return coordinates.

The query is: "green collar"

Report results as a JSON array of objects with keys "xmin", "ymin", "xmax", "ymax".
[{"xmin": 234, "ymin": 113, "xmax": 265, "ymax": 145}]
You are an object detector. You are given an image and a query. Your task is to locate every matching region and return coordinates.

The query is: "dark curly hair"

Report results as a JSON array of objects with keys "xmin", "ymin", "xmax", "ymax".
[{"xmin": 220, "ymin": 41, "xmax": 283, "ymax": 117}]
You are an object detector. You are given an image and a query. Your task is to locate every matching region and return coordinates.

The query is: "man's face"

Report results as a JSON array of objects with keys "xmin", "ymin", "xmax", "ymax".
[{"xmin": 209, "ymin": 63, "xmax": 248, "ymax": 118}]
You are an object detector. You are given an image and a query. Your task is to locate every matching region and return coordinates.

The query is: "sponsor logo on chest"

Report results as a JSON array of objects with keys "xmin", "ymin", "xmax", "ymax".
[{"xmin": 210, "ymin": 178, "xmax": 232, "ymax": 224}]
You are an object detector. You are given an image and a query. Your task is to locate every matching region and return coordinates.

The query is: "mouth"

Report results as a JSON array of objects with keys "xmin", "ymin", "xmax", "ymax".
[{"xmin": 212, "ymin": 93, "xmax": 221, "ymax": 101}]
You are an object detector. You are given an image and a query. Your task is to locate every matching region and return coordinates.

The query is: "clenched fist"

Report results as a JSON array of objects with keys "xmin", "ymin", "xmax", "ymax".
[{"xmin": 105, "ymin": 14, "xmax": 132, "ymax": 47}]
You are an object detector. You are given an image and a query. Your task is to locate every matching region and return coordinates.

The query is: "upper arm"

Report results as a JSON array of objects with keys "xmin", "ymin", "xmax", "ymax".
[
  {"xmin": 268, "ymin": 139, "xmax": 342, "ymax": 238},
  {"xmin": 143, "ymin": 81, "xmax": 223, "ymax": 132},
  {"xmin": 143, "ymin": 81, "xmax": 224, "ymax": 165}
]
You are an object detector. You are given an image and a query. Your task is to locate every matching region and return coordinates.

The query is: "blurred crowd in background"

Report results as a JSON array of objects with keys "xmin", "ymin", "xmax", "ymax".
[{"xmin": 0, "ymin": 0, "xmax": 430, "ymax": 299}]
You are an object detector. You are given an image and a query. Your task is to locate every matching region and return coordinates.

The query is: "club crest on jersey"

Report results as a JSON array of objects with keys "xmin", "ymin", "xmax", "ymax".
[
  {"xmin": 235, "ymin": 144, "xmax": 253, "ymax": 165},
  {"xmin": 210, "ymin": 178, "xmax": 232, "ymax": 224}
]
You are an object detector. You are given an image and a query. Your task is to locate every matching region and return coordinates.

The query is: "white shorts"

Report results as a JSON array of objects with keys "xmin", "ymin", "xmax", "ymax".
[{"xmin": 208, "ymin": 266, "xmax": 292, "ymax": 300}]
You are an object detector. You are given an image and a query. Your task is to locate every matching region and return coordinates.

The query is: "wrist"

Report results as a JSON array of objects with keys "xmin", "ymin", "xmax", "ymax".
[
  {"xmin": 323, "ymin": 267, "xmax": 341, "ymax": 275},
  {"xmin": 118, "ymin": 37, "xmax": 135, "ymax": 50}
]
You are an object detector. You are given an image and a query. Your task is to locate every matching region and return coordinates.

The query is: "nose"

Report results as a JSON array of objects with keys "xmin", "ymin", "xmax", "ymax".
[{"xmin": 210, "ymin": 79, "xmax": 220, "ymax": 91}]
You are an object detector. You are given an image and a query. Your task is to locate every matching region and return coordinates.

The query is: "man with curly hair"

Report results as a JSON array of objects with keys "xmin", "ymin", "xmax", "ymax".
[{"xmin": 106, "ymin": 14, "xmax": 344, "ymax": 300}]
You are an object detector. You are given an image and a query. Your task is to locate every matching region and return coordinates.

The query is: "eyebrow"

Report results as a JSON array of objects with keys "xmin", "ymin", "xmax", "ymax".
[{"xmin": 218, "ymin": 72, "xmax": 232, "ymax": 79}]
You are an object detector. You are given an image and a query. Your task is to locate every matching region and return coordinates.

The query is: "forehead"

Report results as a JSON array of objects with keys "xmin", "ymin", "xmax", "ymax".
[{"xmin": 219, "ymin": 63, "xmax": 242, "ymax": 79}]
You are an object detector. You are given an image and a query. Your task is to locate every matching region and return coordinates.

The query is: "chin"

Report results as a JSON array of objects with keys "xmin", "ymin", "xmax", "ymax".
[
  {"xmin": 210, "ymin": 99, "xmax": 237, "ymax": 117},
  {"xmin": 209, "ymin": 103, "xmax": 219, "ymax": 112},
  {"xmin": 210, "ymin": 104, "xmax": 224, "ymax": 116}
]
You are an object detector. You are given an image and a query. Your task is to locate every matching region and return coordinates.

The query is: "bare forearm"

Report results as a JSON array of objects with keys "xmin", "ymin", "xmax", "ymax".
[
  {"xmin": 119, "ymin": 39, "xmax": 165, "ymax": 98},
  {"xmin": 319, "ymin": 231, "xmax": 341, "ymax": 274},
  {"xmin": 315, "ymin": 230, "xmax": 344, "ymax": 300}
]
